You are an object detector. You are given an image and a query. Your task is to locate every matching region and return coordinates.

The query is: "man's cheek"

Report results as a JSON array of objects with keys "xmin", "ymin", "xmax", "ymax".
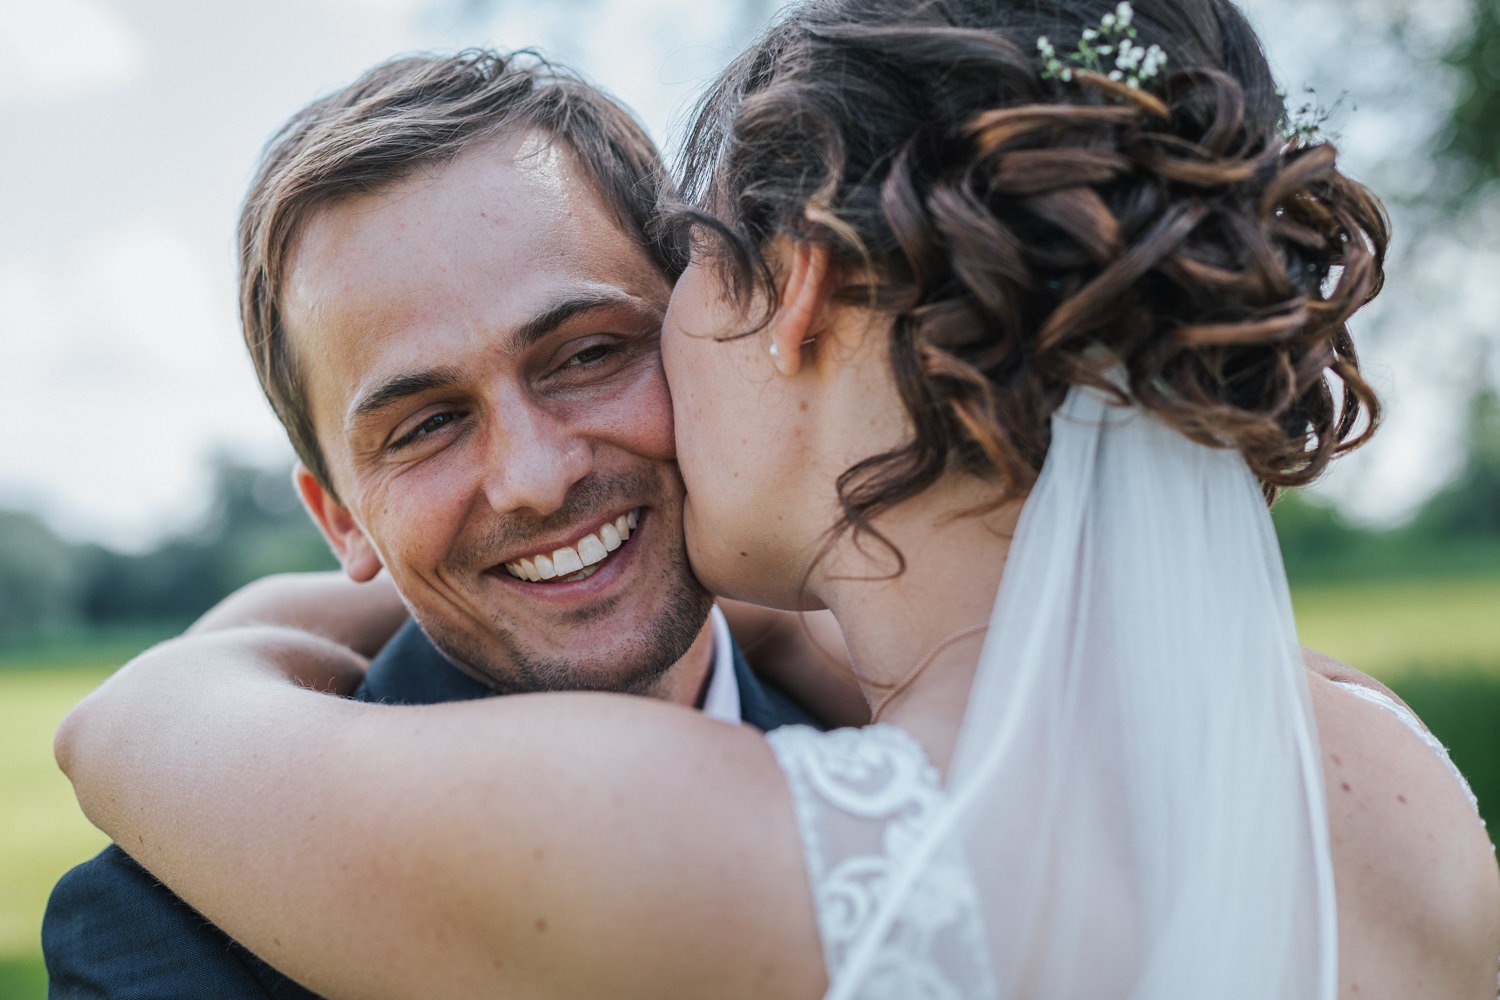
[{"xmin": 602, "ymin": 371, "xmax": 678, "ymax": 461}]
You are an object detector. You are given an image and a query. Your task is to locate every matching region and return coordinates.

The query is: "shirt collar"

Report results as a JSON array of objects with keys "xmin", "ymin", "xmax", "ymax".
[{"xmin": 700, "ymin": 604, "xmax": 742, "ymax": 724}]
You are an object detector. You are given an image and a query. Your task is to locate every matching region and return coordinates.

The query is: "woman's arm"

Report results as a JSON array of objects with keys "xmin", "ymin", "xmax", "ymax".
[
  {"xmin": 189, "ymin": 572, "xmax": 407, "ymax": 658},
  {"xmin": 55, "ymin": 629, "xmax": 821, "ymax": 1000}
]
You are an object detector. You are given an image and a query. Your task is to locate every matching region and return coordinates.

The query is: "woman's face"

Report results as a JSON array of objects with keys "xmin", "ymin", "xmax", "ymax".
[{"xmin": 660, "ymin": 258, "xmax": 825, "ymax": 610}]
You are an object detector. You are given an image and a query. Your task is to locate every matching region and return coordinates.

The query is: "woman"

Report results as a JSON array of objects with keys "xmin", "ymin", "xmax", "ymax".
[{"xmin": 57, "ymin": 0, "xmax": 1499, "ymax": 997}]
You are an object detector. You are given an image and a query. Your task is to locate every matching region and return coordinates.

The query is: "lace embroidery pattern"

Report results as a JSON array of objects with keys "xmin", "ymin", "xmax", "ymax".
[{"xmin": 767, "ymin": 724, "xmax": 997, "ymax": 999}]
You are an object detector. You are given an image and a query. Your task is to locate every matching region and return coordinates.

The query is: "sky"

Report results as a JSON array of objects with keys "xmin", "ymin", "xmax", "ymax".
[{"xmin": 1, "ymin": 0, "xmax": 1494, "ymax": 552}]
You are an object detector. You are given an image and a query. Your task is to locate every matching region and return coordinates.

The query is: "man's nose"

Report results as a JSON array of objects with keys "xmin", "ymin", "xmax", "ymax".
[{"xmin": 480, "ymin": 402, "xmax": 592, "ymax": 516}]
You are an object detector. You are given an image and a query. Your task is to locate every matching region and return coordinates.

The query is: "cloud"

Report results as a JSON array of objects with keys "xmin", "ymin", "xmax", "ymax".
[
  {"xmin": 0, "ymin": 223, "xmax": 289, "ymax": 550},
  {"xmin": 0, "ymin": 0, "xmax": 146, "ymax": 104},
  {"xmin": 321, "ymin": 0, "xmax": 431, "ymax": 16}
]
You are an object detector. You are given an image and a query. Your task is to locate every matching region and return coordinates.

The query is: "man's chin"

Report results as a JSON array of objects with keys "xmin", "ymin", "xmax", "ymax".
[{"xmin": 417, "ymin": 590, "xmax": 715, "ymax": 699}]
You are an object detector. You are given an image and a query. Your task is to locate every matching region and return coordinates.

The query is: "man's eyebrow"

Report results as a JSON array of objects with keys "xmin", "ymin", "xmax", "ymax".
[
  {"xmin": 509, "ymin": 289, "xmax": 652, "ymax": 352},
  {"xmin": 345, "ymin": 289, "xmax": 657, "ymax": 428},
  {"xmin": 349, "ymin": 366, "xmax": 464, "ymax": 425}
]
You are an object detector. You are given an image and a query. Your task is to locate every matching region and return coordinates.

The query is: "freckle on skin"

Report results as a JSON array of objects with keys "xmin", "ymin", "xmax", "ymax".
[
  {"xmin": 532, "ymin": 847, "xmax": 545, "ymax": 863},
  {"xmin": 1340, "ymin": 782, "xmax": 1352, "ymax": 792},
  {"xmin": 740, "ymin": 551, "xmax": 749, "ymax": 557},
  {"xmin": 799, "ymin": 400, "xmax": 809, "ymax": 412},
  {"xmin": 1331, "ymin": 754, "xmax": 1342, "ymax": 766},
  {"xmin": 1397, "ymin": 793, "xmax": 1407, "ymax": 804},
  {"xmin": 535, "ymin": 918, "xmax": 549, "ymax": 933}
]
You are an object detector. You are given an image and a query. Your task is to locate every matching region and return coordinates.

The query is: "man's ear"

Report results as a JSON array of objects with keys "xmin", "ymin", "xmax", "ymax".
[
  {"xmin": 294, "ymin": 464, "xmax": 383, "ymax": 583},
  {"xmin": 767, "ymin": 240, "xmax": 834, "ymax": 377}
]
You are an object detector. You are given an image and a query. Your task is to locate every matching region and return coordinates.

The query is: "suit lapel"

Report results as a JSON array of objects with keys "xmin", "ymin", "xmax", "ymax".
[
  {"xmin": 731, "ymin": 637, "xmax": 824, "ymax": 732},
  {"xmin": 356, "ymin": 619, "xmax": 495, "ymax": 706}
]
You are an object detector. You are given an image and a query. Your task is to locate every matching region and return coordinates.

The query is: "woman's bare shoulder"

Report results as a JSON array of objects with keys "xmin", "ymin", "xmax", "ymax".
[{"xmin": 1307, "ymin": 670, "xmax": 1500, "ymax": 998}]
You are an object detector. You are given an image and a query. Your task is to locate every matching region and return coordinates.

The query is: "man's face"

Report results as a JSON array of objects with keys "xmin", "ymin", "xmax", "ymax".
[{"xmin": 285, "ymin": 132, "xmax": 712, "ymax": 694}]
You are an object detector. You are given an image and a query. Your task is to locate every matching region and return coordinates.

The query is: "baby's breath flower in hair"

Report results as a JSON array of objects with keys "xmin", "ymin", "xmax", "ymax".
[
  {"xmin": 1277, "ymin": 86, "xmax": 1354, "ymax": 145},
  {"xmin": 1038, "ymin": 2, "xmax": 1166, "ymax": 89}
]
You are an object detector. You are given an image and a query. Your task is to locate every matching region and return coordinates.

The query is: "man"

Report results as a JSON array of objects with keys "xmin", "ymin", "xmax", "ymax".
[{"xmin": 43, "ymin": 50, "xmax": 824, "ymax": 1000}]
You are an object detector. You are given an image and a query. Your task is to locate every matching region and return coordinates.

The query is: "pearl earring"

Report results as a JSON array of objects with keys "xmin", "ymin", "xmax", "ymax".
[{"xmin": 768, "ymin": 343, "xmax": 781, "ymax": 360}]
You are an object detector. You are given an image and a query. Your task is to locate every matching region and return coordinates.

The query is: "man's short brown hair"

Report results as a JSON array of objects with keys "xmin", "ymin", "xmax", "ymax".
[{"xmin": 238, "ymin": 49, "xmax": 675, "ymax": 495}]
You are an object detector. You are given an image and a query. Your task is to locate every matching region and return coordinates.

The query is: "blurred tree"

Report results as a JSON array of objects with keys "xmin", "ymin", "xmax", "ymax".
[
  {"xmin": 1406, "ymin": 383, "xmax": 1500, "ymax": 538},
  {"xmin": 1440, "ymin": 0, "xmax": 1500, "ymax": 203},
  {"xmin": 1275, "ymin": 378, "xmax": 1500, "ymax": 583},
  {"xmin": 194, "ymin": 456, "xmax": 338, "ymax": 584},
  {"xmin": 0, "ymin": 510, "xmax": 84, "ymax": 646},
  {"xmin": 1272, "ymin": 492, "xmax": 1372, "ymax": 582},
  {"xmin": 77, "ymin": 458, "xmax": 335, "ymax": 628}
]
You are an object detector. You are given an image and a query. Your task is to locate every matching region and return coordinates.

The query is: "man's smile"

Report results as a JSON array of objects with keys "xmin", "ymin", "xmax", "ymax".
[{"xmin": 501, "ymin": 508, "xmax": 640, "ymax": 583}]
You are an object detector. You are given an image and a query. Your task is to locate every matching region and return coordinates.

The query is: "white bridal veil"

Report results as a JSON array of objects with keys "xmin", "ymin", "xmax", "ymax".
[{"xmin": 832, "ymin": 381, "xmax": 1338, "ymax": 998}]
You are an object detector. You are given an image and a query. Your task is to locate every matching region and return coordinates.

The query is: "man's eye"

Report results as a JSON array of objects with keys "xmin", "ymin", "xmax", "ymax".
[
  {"xmin": 564, "ymin": 344, "xmax": 613, "ymax": 367},
  {"xmin": 390, "ymin": 411, "xmax": 458, "ymax": 451}
]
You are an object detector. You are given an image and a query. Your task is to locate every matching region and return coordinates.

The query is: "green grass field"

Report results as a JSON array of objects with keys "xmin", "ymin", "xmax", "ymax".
[
  {"xmin": 1292, "ymin": 574, "xmax": 1500, "ymax": 681},
  {"xmin": 2, "ymin": 577, "xmax": 1496, "ymax": 997},
  {"xmin": 0, "ymin": 664, "xmax": 113, "ymax": 998}
]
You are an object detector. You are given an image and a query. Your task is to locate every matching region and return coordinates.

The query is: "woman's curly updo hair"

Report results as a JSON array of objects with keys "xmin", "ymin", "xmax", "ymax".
[{"xmin": 667, "ymin": 0, "xmax": 1388, "ymax": 536}]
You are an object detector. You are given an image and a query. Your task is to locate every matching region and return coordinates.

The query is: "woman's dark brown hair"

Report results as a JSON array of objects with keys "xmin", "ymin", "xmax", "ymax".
[{"xmin": 668, "ymin": 0, "xmax": 1388, "ymax": 548}]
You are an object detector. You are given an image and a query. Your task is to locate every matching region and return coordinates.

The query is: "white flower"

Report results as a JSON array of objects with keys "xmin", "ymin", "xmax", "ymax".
[{"xmin": 1038, "ymin": 1, "xmax": 1164, "ymax": 88}]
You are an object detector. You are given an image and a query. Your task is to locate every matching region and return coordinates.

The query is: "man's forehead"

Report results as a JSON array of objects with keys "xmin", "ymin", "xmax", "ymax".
[
  {"xmin": 282, "ymin": 132, "xmax": 622, "ymax": 310},
  {"xmin": 279, "ymin": 134, "xmax": 669, "ymax": 449}
]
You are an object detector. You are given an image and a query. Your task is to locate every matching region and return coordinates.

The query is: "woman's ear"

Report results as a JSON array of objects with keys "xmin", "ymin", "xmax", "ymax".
[
  {"xmin": 294, "ymin": 464, "xmax": 383, "ymax": 583},
  {"xmin": 768, "ymin": 240, "xmax": 834, "ymax": 377}
]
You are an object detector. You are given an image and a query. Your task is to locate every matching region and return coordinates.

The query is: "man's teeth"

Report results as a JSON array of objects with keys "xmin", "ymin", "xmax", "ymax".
[{"xmin": 502, "ymin": 510, "xmax": 640, "ymax": 582}]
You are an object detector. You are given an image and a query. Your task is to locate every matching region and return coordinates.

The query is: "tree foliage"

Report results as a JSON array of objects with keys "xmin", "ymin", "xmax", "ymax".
[
  {"xmin": 0, "ymin": 511, "xmax": 85, "ymax": 642},
  {"xmin": 1407, "ymin": 385, "xmax": 1500, "ymax": 537},
  {"xmin": 1275, "ymin": 385, "xmax": 1500, "ymax": 582},
  {"xmin": 1441, "ymin": 0, "xmax": 1500, "ymax": 202},
  {"xmin": 0, "ymin": 461, "xmax": 334, "ymax": 650}
]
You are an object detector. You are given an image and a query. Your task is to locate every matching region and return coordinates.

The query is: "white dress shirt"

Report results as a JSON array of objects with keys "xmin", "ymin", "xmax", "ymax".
[{"xmin": 700, "ymin": 604, "xmax": 742, "ymax": 724}]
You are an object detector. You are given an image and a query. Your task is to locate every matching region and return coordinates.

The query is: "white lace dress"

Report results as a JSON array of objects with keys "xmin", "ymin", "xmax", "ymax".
[
  {"xmin": 766, "ymin": 723, "xmax": 997, "ymax": 999},
  {"xmin": 767, "ymin": 688, "xmax": 1496, "ymax": 999}
]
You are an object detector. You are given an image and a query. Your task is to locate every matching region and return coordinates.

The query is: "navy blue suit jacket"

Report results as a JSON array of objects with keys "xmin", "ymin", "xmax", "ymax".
[{"xmin": 43, "ymin": 618, "xmax": 817, "ymax": 999}]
